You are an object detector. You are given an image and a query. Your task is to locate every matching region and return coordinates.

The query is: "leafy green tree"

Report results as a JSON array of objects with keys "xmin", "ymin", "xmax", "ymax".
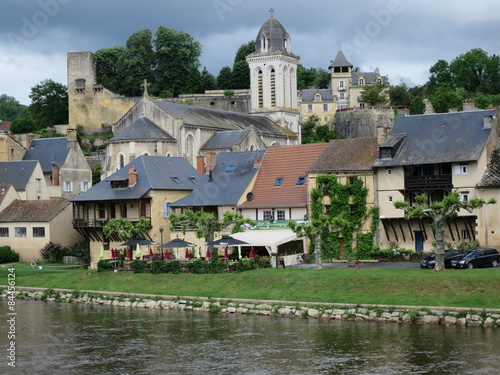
[
  {"xmin": 10, "ymin": 116, "xmax": 36, "ymax": 134},
  {"xmin": 431, "ymin": 84, "xmax": 463, "ymax": 113},
  {"xmin": 473, "ymin": 92, "xmax": 500, "ymax": 109},
  {"xmin": 394, "ymin": 191, "xmax": 495, "ymax": 271},
  {"xmin": 232, "ymin": 41, "xmax": 254, "ymax": 89},
  {"xmin": 199, "ymin": 67, "xmax": 217, "ymax": 92},
  {"xmin": 297, "ymin": 64, "xmax": 317, "ymax": 89},
  {"xmin": 360, "ymin": 82, "xmax": 388, "ymax": 105},
  {"xmin": 217, "ymin": 66, "xmax": 233, "ymax": 89},
  {"xmin": 168, "ymin": 210, "xmax": 255, "ymax": 260},
  {"xmin": 102, "ymin": 217, "xmax": 151, "ymax": 242},
  {"xmin": 0, "ymin": 94, "xmax": 27, "ymax": 121},
  {"xmin": 94, "ymin": 46, "xmax": 126, "ymax": 94},
  {"xmin": 28, "ymin": 79, "xmax": 68, "ymax": 129},
  {"xmin": 91, "ymin": 163, "xmax": 102, "ymax": 185},
  {"xmin": 301, "ymin": 115, "xmax": 340, "ymax": 144},
  {"xmin": 428, "ymin": 59, "xmax": 452, "ymax": 93},
  {"xmin": 389, "ymin": 80, "xmax": 412, "ymax": 107},
  {"xmin": 154, "ymin": 26, "xmax": 202, "ymax": 97}
]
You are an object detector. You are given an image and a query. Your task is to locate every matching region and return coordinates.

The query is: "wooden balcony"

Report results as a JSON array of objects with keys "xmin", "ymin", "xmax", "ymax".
[{"xmin": 405, "ymin": 175, "xmax": 453, "ymax": 190}]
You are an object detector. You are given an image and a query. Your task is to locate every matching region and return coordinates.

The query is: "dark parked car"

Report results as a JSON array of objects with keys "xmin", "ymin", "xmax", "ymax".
[
  {"xmin": 420, "ymin": 250, "xmax": 464, "ymax": 269},
  {"xmin": 450, "ymin": 248, "xmax": 500, "ymax": 269}
]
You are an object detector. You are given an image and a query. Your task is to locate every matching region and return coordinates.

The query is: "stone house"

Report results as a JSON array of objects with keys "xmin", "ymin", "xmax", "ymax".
[
  {"xmin": 0, "ymin": 160, "xmax": 50, "ymax": 200},
  {"xmin": 0, "ymin": 184, "xmax": 20, "ymax": 213},
  {"xmin": 374, "ymin": 108, "xmax": 500, "ymax": 252},
  {"xmin": 0, "ymin": 133, "xmax": 25, "ymax": 161},
  {"xmin": 70, "ymin": 155, "xmax": 201, "ymax": 266},
  {"xmin": 0, "ymin": 199, "xmax": 82, "ymax": 262}
]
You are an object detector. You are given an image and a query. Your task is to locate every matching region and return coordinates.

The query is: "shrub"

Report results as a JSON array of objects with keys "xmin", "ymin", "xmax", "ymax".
[
  {"xmin": 131, "ymin": 260, "xmax": 146, "ymax": 273},
  {"xmin": 97, "ymin": 260, "xmax": 113, "ymax": 272},
  {"xmin": 69, "ymin": 241, "xmax": 90, "ymax": 266},
  {"xmin": 149, "ymin": 260, "xmax": 167, "ymax": 274},
  {"xmin": 235, "ymin": 259, "xmax": 256, "ymax": 272},
  {"xmin": 163, "ymin": 260, "xmax": 182, "ymax": 274},
  {"xmin": 0, "ymin": 246, "xmax": 19, "ymax": 263},
  {"xmin": 39, "ymin": 242, "xmax": 68, "ymax": 263}
]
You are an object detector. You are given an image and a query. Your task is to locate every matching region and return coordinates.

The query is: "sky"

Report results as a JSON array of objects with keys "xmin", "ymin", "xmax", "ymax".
[{"xmin": 1, "ymin": 0, "xmax": 500, "ymax": 105}]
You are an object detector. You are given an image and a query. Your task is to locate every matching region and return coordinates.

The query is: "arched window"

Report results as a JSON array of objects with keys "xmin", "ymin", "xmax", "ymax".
[
  {"xmin": 258, "ymin": 70, "xmax": 263, "ymax": 108},
  {"xmin": 270, "ymin": 68, "xmax": 276, "ymax": 107},
  {"xmin": 185, "ymin": 134, "xmax": 195, "ymax": 165},
  {"xmin": 119, "ymin": 154, "xmax": 125, "ymax": 169}
]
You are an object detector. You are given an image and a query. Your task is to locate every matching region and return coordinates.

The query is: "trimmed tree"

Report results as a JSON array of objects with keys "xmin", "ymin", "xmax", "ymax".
[{"xmin": 394, "ymin": 191, "xmax": 495, "ymax": 271}]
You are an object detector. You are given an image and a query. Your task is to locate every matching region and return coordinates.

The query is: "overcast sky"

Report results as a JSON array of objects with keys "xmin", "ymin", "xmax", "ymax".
[{"xmin": 1, "ymin": 0, "xmax": 499, "ymax": 105}]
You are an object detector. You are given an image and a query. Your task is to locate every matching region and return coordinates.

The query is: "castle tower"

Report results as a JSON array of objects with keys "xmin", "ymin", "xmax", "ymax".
[
  {"xmin": 246, "ymin": 9, "xmax": 300, "ymax": 136},
  {"xmin": 329, "ymin": 50, "xmax": 353, "ymax": 110}
]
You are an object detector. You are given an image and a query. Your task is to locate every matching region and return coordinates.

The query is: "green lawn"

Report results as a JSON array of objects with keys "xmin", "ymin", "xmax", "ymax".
[{"xmin": 1, "ymin": 263, "xmax": 499, "ymax": 309}]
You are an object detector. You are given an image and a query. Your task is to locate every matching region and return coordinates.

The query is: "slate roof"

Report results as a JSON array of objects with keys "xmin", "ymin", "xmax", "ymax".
[
  {"xmin": 71, "ymin": 155, "xmax": 200, "ymax": 202},
  {"xmin": 477, "ymin": 144, "xmax": 500, "ymax": 187},
  {"xmin": 0, "ymin": 160, "xmax": 38, "ymax": 190},
  {"xmin": 200, "ymin": 129, "xmax": 249, "ymax": 151},
  {"xmin": 374, "ymin": 109, "xmax": 496, "ymax": 168},
  {"xmin": 171, "ymin": 150, "xmax": 266, "ymax": 207},
  {"xmin": 329, "ymin": 50, "xmax": 352, "ymax": 68},
  {"xmin": 248, "ymin": 13, "xmax": 298, "ymax": 58},
  {"xmin": 307, "ymin": 138, "xmax": 378, "ymax": 173},
  {"xmin": 0, "ymin": 199, "xmax": 69, "ymax": 222},
  {"xmin": 300, "ymin": 89, "xmax": 334, "ymax": 103},
  {"xmin": 110, "ymin": 117, "xmax": 175, "ymax": 142},
  {"xmin": 238, "ymin": 143, "xmax": 329, "ymax": 209},
  {"xmin": 352, "ymin": 71, "xmax": 389, "ymax": 85},
  {"xmin": 154, "ymin": 100, "xmax": 297, "ymax": 138},
  {"xmin": 23, "ymin": 137, "xmax": 70, "ymax": 172}
]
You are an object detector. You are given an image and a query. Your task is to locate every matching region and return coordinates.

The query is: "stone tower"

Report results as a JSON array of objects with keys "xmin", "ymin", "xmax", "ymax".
[
  {"xmin": 329, "ymin": 50, "xmax": 353, "ymax": 110},
  {"xmin": 246, "ymin": 9, "xmax": 300, "ymax": 136}
]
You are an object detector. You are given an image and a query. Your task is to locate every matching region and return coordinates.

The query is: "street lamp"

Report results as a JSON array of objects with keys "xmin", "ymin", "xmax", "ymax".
[
  {"xmin": 159, "ymin": 226, "xmax": 164, "ymax": 260},
  {"xmin": 354, "ymin": 225, "xmax": 360, "ymax": 273}
]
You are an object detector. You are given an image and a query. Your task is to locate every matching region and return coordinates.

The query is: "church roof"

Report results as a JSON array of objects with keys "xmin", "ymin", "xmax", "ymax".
[
  {"xmin": 171, "ymin": 150, "xmax": 265, "ymax": 207},
  {"xmin": 329, "ymin": 50, "xmax": 353, "ymax": 68},
  {"xmin": 110, "ymin": 117, "xmax": 175, "ymax": 142},
  {"xmin": 154, "ymin": 100, "xmax": 296, "ymax": 139},
  {"xmin": 200, "ymin": 130, "xmax": 249, "ymax": 151},
  {"xmin": 23, "ymin": 137, "xmax": 70, "ymax": 172}
]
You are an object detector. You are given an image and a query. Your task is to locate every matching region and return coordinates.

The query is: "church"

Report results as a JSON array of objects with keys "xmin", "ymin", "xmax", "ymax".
[{"xmin": 67, "ymin": 11, "xmax": 301, "ymax": 178}]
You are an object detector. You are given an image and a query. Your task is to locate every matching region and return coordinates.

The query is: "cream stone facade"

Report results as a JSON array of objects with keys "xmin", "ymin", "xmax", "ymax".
[{"xmin": 0, "ymin": 134, "xmax": 25, "ymax": 161}]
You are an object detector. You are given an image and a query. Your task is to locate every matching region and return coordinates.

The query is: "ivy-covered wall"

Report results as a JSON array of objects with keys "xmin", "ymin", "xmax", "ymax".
[{"xmin": 310, "ymin": 175, "xmax": 379, "ymax": 260}]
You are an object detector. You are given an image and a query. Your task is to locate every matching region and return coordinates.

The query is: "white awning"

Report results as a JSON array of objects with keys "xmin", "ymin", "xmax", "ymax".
[{"xmin": 231, "ymin": 230, "xmax": 300, "ymax": 254}]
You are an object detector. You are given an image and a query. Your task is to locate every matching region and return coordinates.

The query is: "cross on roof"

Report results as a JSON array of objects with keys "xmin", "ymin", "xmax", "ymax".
[
  {"xmin": 141, "ymin": 79, "xmax": 151, "ymax": 97},
  {"xmin": 269, "ymin": 8, "xmax": 275, "ymax": 17}
]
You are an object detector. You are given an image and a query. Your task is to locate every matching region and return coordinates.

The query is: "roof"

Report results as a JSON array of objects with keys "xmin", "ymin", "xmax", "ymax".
[
  {"xmin": 374, "ymin": 109, "xmax": 496, "ymax": 167},
  {"xmin": 200, "ymin": 130, "xmax": 249, "ymax": 151},
  {"xmin": 0, "ymin": 160, "xmax": 38, "ymax": 190},
  {"xmin": 300, "ymin": 89, "xmax": 333, "ymax": 103},
  {"xmin": 154, "ymin": 100, "xmax": 296, "ymax": 138},
  {"xmin": 329, "ymin": 50, "xmax": 352, "ymax": 68},
  {"xmin": 71, "ymin": 155, "xmax": 200, "ymax": 202},
  {"xmin": 248, "ymin": 12, "xmax": 297, "ymax": 58},
  {"xmin": 110, "ymin": 117, "xmax": 176, "ymax": 142},
  {"xmin": 307, "ymin": 138, "xmax": 378, "ymax": 173},
  {"xmin": 23, "ymin": 137, "xmax": 69, "ymax": 172},
  {"xmin": 0, "ymin": 199, "xmax": 69, "ymax": 222},
  {"xmin": 478, "ymin": 144, "xmax": 500, "ymax": 187},
  {"xmin": 352, "ymin": 71, "xmax": 389, "ymax": 85},
  {"xmin": 0, "ymin": 184, "xmax": 14, "ymax": 206},
  {"xmin": 239, "ymin": 143, "xmax": 329, "ymax": 209},
  {"xmin": 171, "ymin": 150, "xmax": 266, "ymax": 207}
]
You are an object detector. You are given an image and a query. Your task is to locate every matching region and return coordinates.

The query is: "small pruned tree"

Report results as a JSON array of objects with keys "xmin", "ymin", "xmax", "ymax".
[
  {"xmin": 102, "ymin": 217, "xmax": 150, "ymax": 242},
  {"xmin": 360, "ymin": 82, "xmax": 389, "ymax": 106},
  {"xmin": 168, "ymin": 210, "xmax": 255, "ymax": 260},
  {"xmin": 394, "ymin": 191, "xmax": 495, "ymax": 271}
]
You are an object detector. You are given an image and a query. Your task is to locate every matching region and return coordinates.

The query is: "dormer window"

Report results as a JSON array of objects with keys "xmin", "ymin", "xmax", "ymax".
[
  {"xmin": 189, "ymin": 176, "xmax": 198, "ymax": 184},
  {"xmin": 296, "ymin": 176, "xmax": 305, "ymax": 185},
  {"xmin": 171, "ymin": 176, "xmax": 181, "ymax": 184},
  {"xmin": 274, "ymin": 177, "xmax": 284, "ymax": 186},
  {"xmin": 224, "ymin": 165, "xmax": 237, "ymax": 173},
  {"xmin": 314, "ymin": 93, "xmax": 322, "ymax": 102},
  {"xmin": 380, "ymin": 148, "xmax": 392, "ymax": 159},
  {"xmin": 359, "ymin": 78, "xmax": 365, "ymax": 85}
]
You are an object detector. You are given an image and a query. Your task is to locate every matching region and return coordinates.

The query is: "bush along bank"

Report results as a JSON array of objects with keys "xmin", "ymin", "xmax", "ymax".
[{"xmin": 2, "ymin": 287, "xmax": 500, "ymax": 328}]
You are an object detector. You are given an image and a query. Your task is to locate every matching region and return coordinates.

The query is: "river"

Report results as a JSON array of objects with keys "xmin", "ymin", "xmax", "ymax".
[{"xmin": 1, "ymin": 299, "xmax": 499, "ymax": 374}]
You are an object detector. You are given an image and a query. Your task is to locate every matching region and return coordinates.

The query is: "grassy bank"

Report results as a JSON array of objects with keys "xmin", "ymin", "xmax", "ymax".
[{"xmin": 1, "ymin": 263, "xmax": 499, "ymax": 308}]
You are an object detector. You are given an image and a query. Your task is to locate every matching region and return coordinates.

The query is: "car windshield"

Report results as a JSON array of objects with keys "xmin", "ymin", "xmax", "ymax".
[{"xmin": 464, "ymin": 250, "xmax": 478, "ymax": 258}]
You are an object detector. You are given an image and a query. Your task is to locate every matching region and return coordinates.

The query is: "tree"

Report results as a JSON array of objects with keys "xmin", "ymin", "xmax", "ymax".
[
  {"xmin": 431, "ymin": 84, "xmax": 463, "ymax": 113},
  {"xmin": 360, "ymin": 82, "xmax": 389, "ymax": 105},
  {"xmin": 199, "ymin": 67, "xmax": 217, "ymax": 92},
  {"xmin": 0, "ymin": 94, "xmax": 27, "ymax": 121},
  {"xmin": 168, "ymin": 210, "xmax": 255, "ymax": 260},
  {"xmin": 428, "ymin": 59, "xmax": 452, "ymax": 93},
  {"xmin": 10, "ymin": 116, "xmax": 36, "ymax": 134},
  {"xmin": 389, "ymin": 81, "xmax": 411, "ymax": 107},
  {"xmin": 91, "ymin": 163, "xmax": 102, "ymax": 185},
  {"xmin": 28, "ymin": 79, "xmax": 68, "ymax": 129},
  {"xmin": 300, "ymin": 115, "xmax": 340, "ymax": 144},
  {"xmin": 394, "ymin": 191, "xmax": 495, "ymax": 271},
  {"xmin": 102, "ymin": 217, "xmax": 151, "ymax": 242},
  {"xmin": 94, "ymin": 46, "xmax": 126, "ymax": 94},
  {"xmin": 232, "ymin": 41, "xmax": 254, "ymax": 89},
  {"xmin": 216, "ymin": 66, "xmax": 233, "ymax": 90}
]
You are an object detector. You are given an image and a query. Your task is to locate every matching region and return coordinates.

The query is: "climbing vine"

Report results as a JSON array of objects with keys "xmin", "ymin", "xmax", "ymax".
[{"xmin": 309, "ymin": 176, "xmax": 378, "ymax": 260}]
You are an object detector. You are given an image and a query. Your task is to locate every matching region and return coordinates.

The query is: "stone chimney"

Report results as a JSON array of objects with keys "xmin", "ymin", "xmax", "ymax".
[
  {"xmin": 128, "ymin": 168, "xmax": 137, "ymax": 186},
  {"xmin": 67, "ymin": 126, "xmax": 77, "ymax": 145},
  {"xmin": 462, "ymin": 100, "xmax": 475, "ymax": 112},
  {"xmin": 483, "ymin": 115, "xmax": 494, "ymax": 130}
]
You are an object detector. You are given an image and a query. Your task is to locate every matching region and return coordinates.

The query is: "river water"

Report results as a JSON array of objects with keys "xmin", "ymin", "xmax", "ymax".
[{"xmin": 1, "ymin": 299, "xmax": 499, "ymax": 375}]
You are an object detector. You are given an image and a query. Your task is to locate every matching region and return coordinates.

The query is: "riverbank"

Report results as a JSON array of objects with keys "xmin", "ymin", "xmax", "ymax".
[{"xmin": 2, "ymin": 287, "xmax": 500, "ymax": 328}]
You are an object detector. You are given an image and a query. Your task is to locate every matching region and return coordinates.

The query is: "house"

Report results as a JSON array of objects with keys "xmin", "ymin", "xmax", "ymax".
[
  {"xmin": 70, "ymin": 155, "xmax": 201, "ymax": 266},
  {"xmin": 23, "ymin": 130, "xmax": 92, "ymax": 199},
  {"xmin": 237, "ymin": 143, "xmax": 330, "ymax": 264},
  {"xmin": 298, "ymin": 89, "xmax": 335, "ymax": 125},
  {"xmin": 0, "ymin": 160, "xmax": 50, "ymax": 200},
  {"xmin": 0, "ymin": 199, "xmax": 82, "ymax": 261},
  {"xmin": 373, "ymin": 108, "xmax": 500, "ymax": 252},
  {"xmin": 0, "ymin": 133, "xmax": 25, "ymax": 161},
  {"xmin": 0, "ymin": 184, "xmax": 20, "ymax": 213}
]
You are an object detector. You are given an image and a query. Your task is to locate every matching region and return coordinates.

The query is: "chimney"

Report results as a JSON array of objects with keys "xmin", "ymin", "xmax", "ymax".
[
  {"xmin": 52, "ymin": 162, "xmax": 60, "ymax": 186},
  {"xmin": 483, "ymin": 115, "xmax": 494, "ymax": 130},
  {"xmin": 128, "ymin": 168, "xmax": 137, "ymax": 186},
  {"xmin": 462, "ymin": 100, "xmax": 475, "ymax": 112},
  {"xmin": 67, "ymin": 126, "xmax": 77, "ymax": 145},
  {"xmin": 253, "ymin": 155, "xmax": 261, "ymax": 167},
  {"xmin": 196, "ymin": 156, "xmax": 206, "ymax": 175}
]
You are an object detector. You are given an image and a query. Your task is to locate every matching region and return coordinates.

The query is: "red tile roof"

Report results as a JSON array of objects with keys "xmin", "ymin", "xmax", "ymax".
[
  {"xmin": 0, "ymin": 199, "xmax": 69, "ymax": 222},
  {"xmin": 239, "ymin": 143, "xmax": 329, "ymax": 208}
]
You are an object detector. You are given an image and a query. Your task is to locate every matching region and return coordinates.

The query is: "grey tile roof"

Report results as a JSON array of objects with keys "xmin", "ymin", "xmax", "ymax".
[
  {"xmin": 200, "ymin": 130, "xmax": 248, "ymax": 151},
  {"xmin": 352, "ymin": 71, "xmax": 389, "ymax": 85},
  {"xmin": 110, "ymin": 117, "xmax": 175, "ymax": 142},
  {"xmin": 170, "ymin": 150, "xmax": 266, "ymax": 207},
  {"xmin": 329, "ymin": 50, "xmax": 352, "ymax": 68},
  {"xmin": 0, "ymin": 199, "xmax": 69, "ymax": 222},
  {"xmin": 0, "ymin": 160, "xmax": 38, "ymax": 190},
  {"xmin": 23, "ymin": 137, "xmax": 70, "ymax": 172},
  {"xmin": 154, "ymin": 100, "xmax": 296, "ymax": 138},
  {"xmin": 477, "ymin": 144, "xmax": 500, "ymax": 187},
  {"xmin": 247, "ymin": 14, "xmax": 298, "ymax": 58},
  {"xmin": 300, "ymin": 89, "xmax": 334, "ymax": 103},
  {"xmin": 70, "ymin": 155, "xmax": 200, "ymax": 202},
  {"xmin": 374, "ymin": 110, "xmax": 495, "ymax": 167}
]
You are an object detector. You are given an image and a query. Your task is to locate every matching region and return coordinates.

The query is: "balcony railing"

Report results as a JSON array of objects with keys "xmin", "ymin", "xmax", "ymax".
[
  {"xmin": 72, "ymin": 217, "xmax": 151, "ymax": 228},
  {"xmin": 405, "ymin": 175, "xmax": 452, "ymax": 189}
]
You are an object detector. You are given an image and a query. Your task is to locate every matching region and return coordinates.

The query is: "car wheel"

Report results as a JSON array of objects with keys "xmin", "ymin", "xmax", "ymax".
[
  {"xmin": 467, "ymin": 262, "xmax": 474, "ymax": 269},
  {"xmin": 492, "ymin": 259, "xmax": 498, "ymax": 267}
]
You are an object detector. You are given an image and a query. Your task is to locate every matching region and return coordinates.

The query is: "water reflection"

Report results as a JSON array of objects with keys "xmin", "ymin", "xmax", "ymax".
[{"xmin": 1, "ymin": 300, "xmax": 499, "ymax": 375}]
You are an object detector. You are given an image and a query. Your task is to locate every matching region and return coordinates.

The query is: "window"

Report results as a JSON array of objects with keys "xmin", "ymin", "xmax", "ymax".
[
  {"xmin": 380, "ymin": 148, "xmax": 392, "ymax": 159},
  {"xmin": 189, "ymin": 176, "xmax": 198, "ymax": 184},
  {"xmin": 81, "ymin": 181, "xmax": 89, "ymax": 192},
  {"xmin": 0, "ymin": 228, "xmax": 8, "ymax": 237},
  {"xmin": 387, "ymin": 169, "xmax": 393, "ymax": 175},
  {"xmin": 454, "ymin": 165, "xmax": 468, "ymax": 175},
  {"xmin": 296, "ymin": 176, "xmax": 305, "ymax": 185},
  {"xmin": 461, "ymin": 230, "xmax": 469, "ymax": 240},
  {"xmin": 263, "ymin": 210, "xmax": 273, "ymax": 221},
  {"xmin": 224, "ymin": 165, "xmax": 237, "ymax": 173},
  {"xmin": 388, "ymin": 196, "xmax": 393, "ymax": 202},
  {"xmin": 171, "ymin": 176, "xmax": 181, "ymax": 184},
  {"xmin": 461, "ymin": 193, "xmax": 469, "ymax": 202},
  {"xmin": 33, "ymin": 227, "xmax": 45, "ymax": 237},
  {"xmin": 36, "ymin": 178, "xmax": 41, "ymax": 192},
  {"xmin": 323, "ymin": 104, "xmax": 329, "ymax": 112},
  {"xmin": 307, "ymin": 104, "xmax": 313, "ymax": 113},
  {"xmin": 15, "ymin": 227, "xmax": 27, "ymax": 237},
  {"xmin": 359, "ymin": 78, "xmax": 365, "ymax": 85},
  {"xmin": 277, "ymin": 210, "xmax": 286, "ymax": 220},
  {"xmin": 163, "ymin": 202, "xmax": 171, "ymax": 218},
  {"xmin": 63, "ymin": 181, "xmax": 73, "ymax": 192},
  {"xmin": 339, "ymin": 93, "xmax": 345, "ymax": 100},
  {"xmin": 274, "ymin": 177, "xmax": 283, "ymax": 186},
  {"xmin": 339, "ymin": 81, "xmax": 345, "ymax": 89}
]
